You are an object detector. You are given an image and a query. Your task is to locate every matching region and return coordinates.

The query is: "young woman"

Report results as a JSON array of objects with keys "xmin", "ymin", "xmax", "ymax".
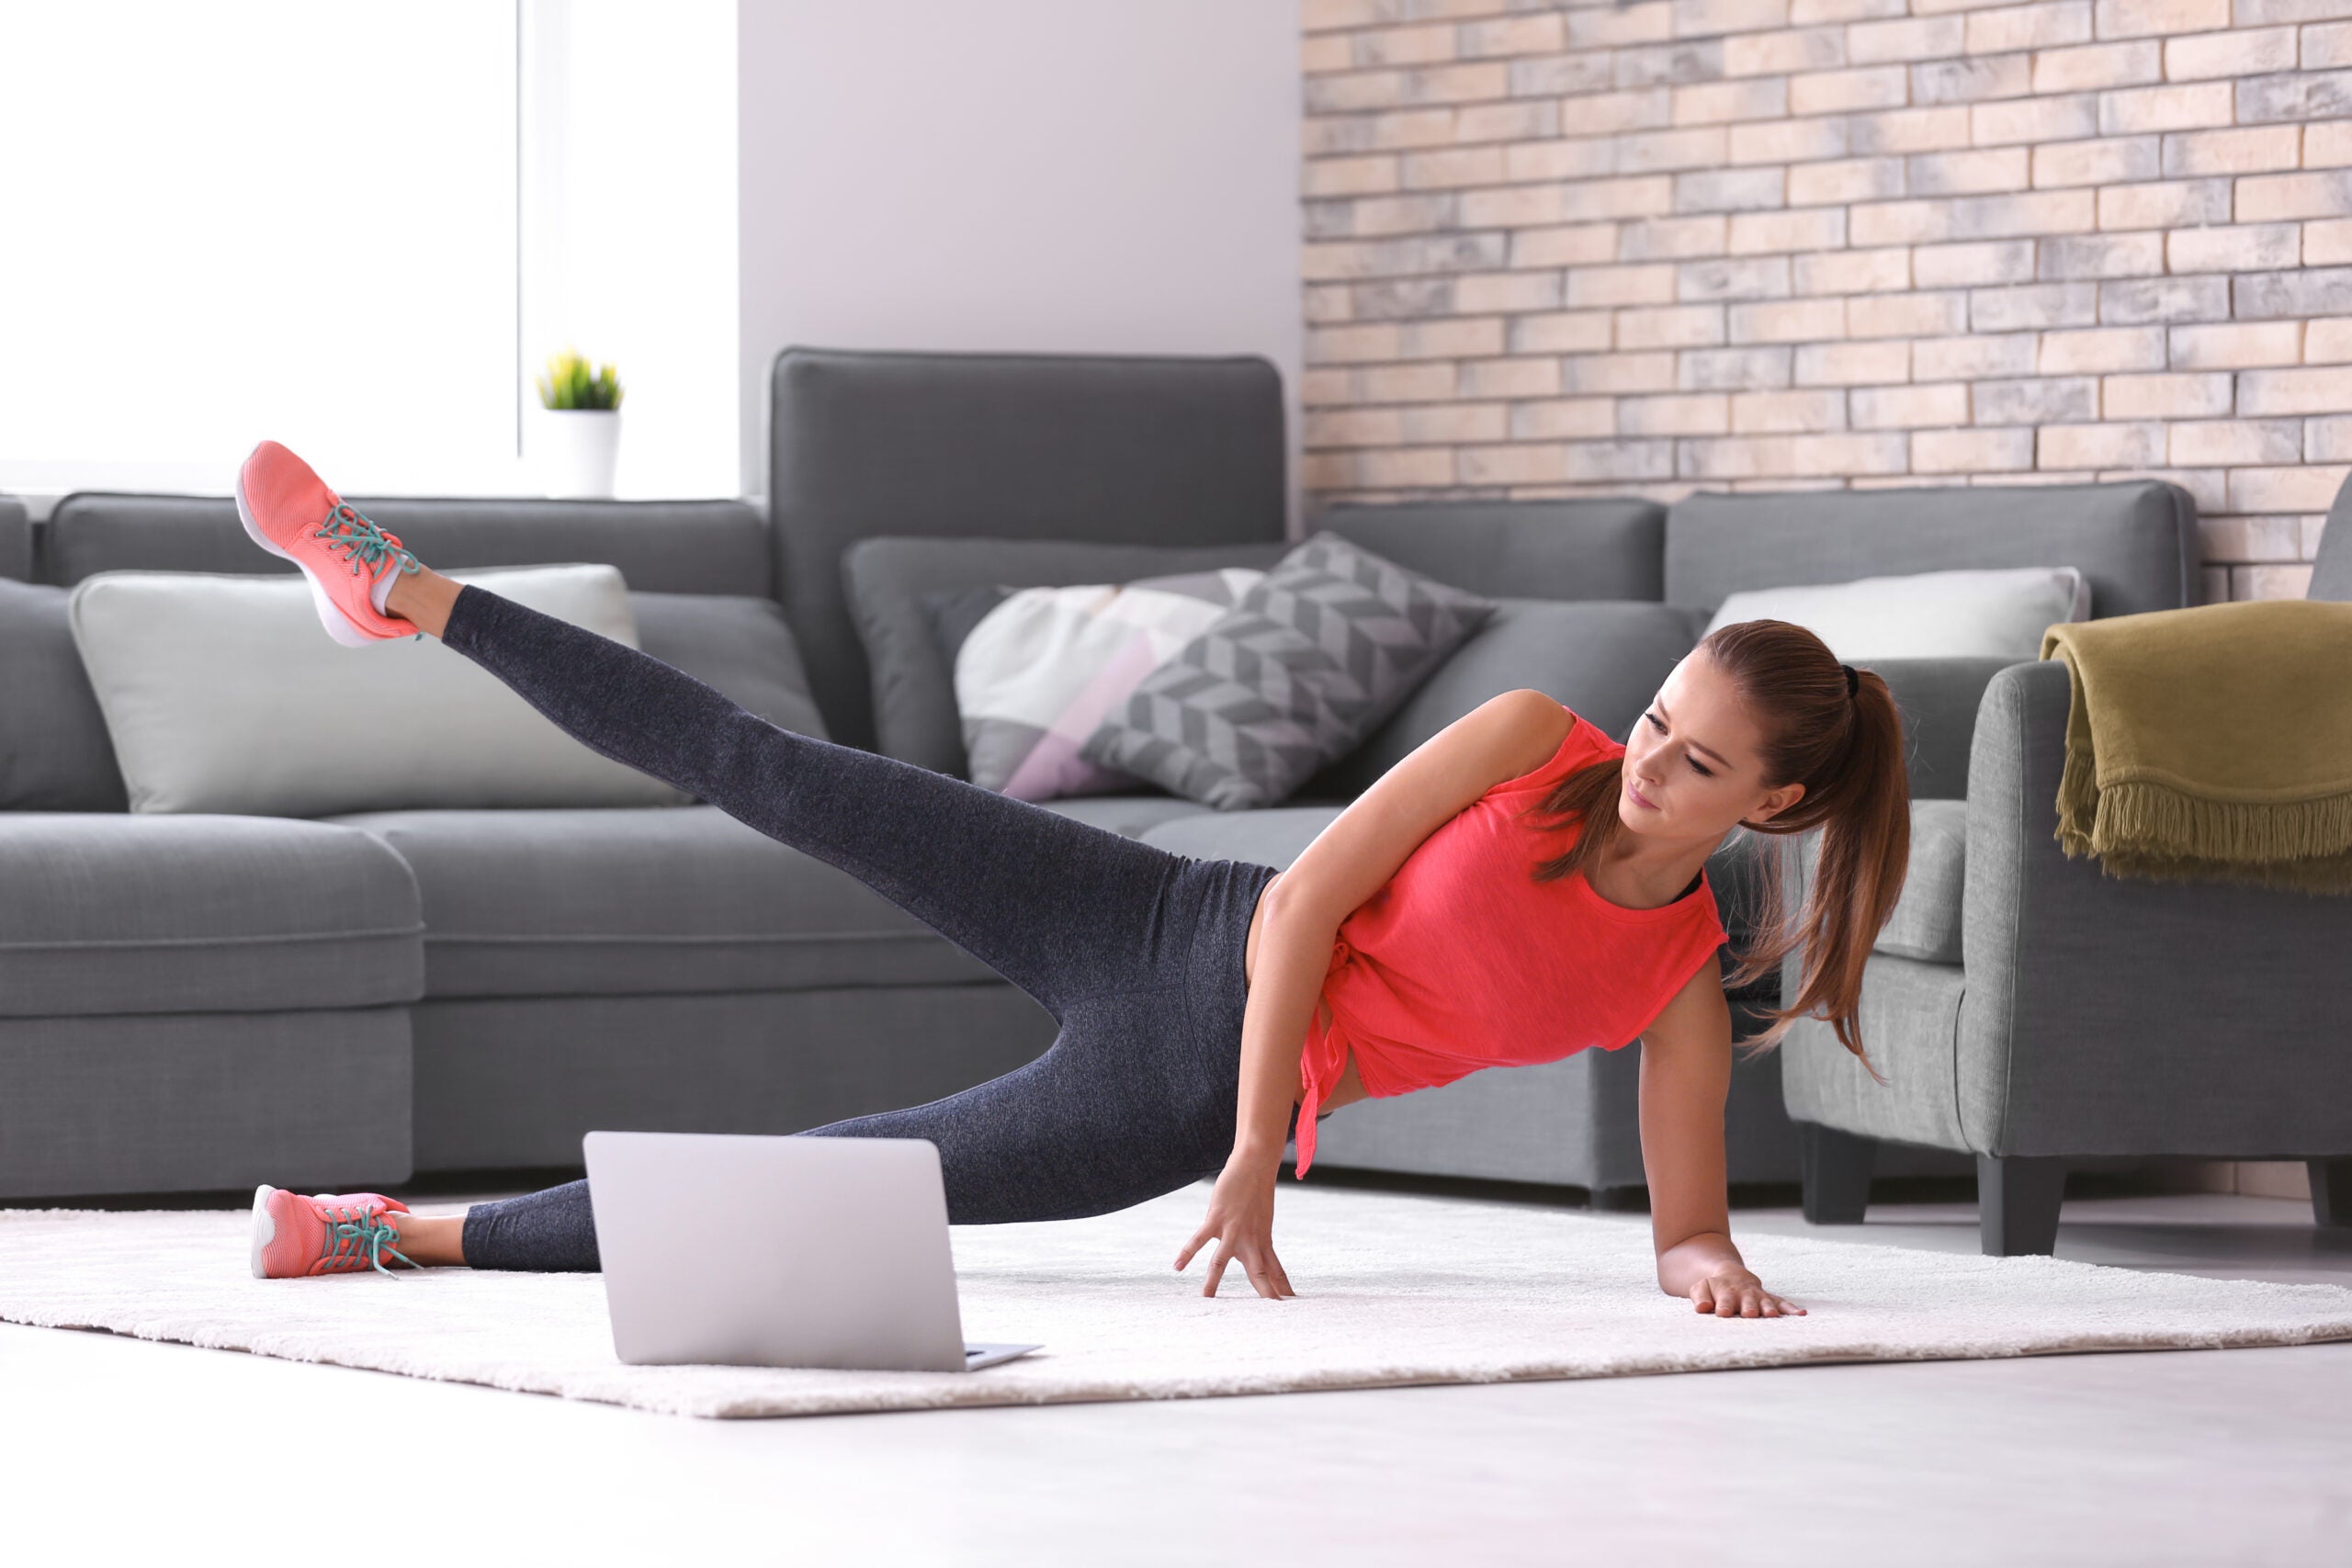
[{"xmin": 238, "ymin": 441, "xmax": 1908, "ymax": 1320}]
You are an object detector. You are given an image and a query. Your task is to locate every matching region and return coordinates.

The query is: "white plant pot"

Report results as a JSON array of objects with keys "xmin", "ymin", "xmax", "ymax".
[{"xmin": 531, "ymin": 407, "xmax": 621, "ymax": 499}]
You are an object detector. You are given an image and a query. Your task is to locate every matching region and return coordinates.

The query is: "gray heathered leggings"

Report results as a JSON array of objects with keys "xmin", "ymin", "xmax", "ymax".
[{"xmin": 441, "ymin": 584, "xmax": 1306, "ymax": 1273}]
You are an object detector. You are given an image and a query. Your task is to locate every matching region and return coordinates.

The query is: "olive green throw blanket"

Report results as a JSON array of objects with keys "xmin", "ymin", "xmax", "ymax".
[{"xmin": 2040, "ymin": 599, "xmax": 2352, "ymax": 892}]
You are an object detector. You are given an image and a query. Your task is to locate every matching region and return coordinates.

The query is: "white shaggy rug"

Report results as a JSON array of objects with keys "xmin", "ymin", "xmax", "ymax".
[{"xmin": 3, "ymin": 1184, "xmax": 2348, "ymax": 1419}]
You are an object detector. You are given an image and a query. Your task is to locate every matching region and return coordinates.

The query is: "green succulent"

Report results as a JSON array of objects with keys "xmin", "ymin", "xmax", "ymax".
[{"xmin": 536, "ymin": 347, "xmax": 625, "ymax": 411}]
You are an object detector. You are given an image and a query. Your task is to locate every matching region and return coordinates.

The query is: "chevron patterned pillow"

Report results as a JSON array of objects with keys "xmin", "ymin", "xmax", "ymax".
[{"xmin": 1077, "ymin": 531, "xmax": 1496, "ymax": 810}]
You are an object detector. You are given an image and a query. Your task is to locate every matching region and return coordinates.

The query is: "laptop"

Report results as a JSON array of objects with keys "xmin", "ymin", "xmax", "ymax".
[{"xmin": 582, "ymin": 1130, "xmax": 1041, "ymax": 1372}]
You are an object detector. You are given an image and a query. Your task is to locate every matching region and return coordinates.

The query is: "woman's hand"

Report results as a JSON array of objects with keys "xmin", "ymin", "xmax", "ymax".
[
  {"xmin": 1174, "ymin": 1156, "xmax": 1295, "ymax": 1299},
  {"xmin": 1688, "ymin": 1266, "xmax": 1806, "ymax": 1317}
]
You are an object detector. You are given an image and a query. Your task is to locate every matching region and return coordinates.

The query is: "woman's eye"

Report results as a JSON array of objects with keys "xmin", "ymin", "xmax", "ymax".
[
  {"xmin": 1689, "ymin": 758, "xmax": 1713, "ymax": 778},
  {"xmin": 1644, "ymin": 712, "xmax": 1665, "ymax": 732},
  {"xmin": 1647, "ymin": 712, "xmax": 1712, "ymax": 776}
]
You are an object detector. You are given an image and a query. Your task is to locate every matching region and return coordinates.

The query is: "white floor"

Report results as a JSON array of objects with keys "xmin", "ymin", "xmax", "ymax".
[{"xmin": 6, "ymin": 1179, "xmax": 2348, "ymax": 1566}]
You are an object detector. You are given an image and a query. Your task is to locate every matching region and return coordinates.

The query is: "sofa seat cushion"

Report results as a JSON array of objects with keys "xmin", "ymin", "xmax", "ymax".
[
  {"xmin": 1880, "ymin": 799, "xmax": 1966, "ymax": 964},
  {"xmin": 0, "ymin": 813, "xmax": 423, "ymax": 1018},
  {"xmin": 326, "ymin": 807, "xmax": 999, "ymax": 1000}
]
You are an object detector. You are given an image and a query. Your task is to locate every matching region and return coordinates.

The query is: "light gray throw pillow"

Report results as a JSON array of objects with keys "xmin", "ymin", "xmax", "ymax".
[
  {"xmin": 69, "ymin": 563, "xmax": 693, "ymax": 815},
  {"xmin": 1080, "ymin": 531, "xmax": 1497, "ymax": 811}
]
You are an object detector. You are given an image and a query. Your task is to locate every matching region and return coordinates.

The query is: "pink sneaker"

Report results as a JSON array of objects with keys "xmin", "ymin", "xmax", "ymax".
[
  {"xmin": 234, "ymin": 439, "xmax": 423, "ymax": 646},
  {"xmin": 249, "ymin": 1185, "xmax": 422, "ymax": 1280}
]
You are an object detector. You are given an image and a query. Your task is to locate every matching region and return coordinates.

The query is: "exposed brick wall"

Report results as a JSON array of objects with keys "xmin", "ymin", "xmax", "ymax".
[{"xmin": 1301, "ymin": 0, "xmax": 2352, "ymax": 601}]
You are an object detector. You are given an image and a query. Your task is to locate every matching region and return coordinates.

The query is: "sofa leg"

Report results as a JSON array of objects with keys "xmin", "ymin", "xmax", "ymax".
[
  {"xmin": 1799, "ymin": 1122, "xmax": 1876, "ymax": 1224},
  {"xmin": 1978, "ymin": 1156, "xmax": 2067, "ymax": 1256},
  {"xmin": 2309, "ymin": 1159, "xmax": 2352, "ymax": 1227}
]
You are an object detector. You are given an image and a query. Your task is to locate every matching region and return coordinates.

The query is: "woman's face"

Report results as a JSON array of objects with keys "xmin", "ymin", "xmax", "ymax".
[{"xmin": 1618, "ymin": 648, "xmax": 1806, "ymax": 841}]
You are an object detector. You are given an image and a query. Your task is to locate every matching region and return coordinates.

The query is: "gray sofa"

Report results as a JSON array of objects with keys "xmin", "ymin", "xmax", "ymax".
[{"xmin": 0, "ymin": 345, "xmax": 2204, "ymax": 1214}]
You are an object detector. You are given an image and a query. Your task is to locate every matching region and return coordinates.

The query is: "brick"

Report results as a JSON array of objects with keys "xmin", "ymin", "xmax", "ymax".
[
  {"xmin": 1363, "ymin": 446, "xmax": 1460, "ymax": 486},
  {"xmin": 1454, "ymin": 272, "xmax": 1567, "ymax": 314},
  {"xmin": 1511, "ymin": 224, "xmax": 1622, "ymax": 267},
  {"xmin": 1347, "ymin": 25, "xmax": 1456, "ymax": 68},
  {"xmin": 2307, "ymin": 122, "xmax": 2352, "ymax": 168},
  {"xmin": 1454, "ymin": 100, "xmax": 1561, "ymax": 142},
  {"xmin": 1792, "ymin": 247, "xmax": 1914, "ymax": 293},
  {"xmin": 1727, "ymin": 296, "xmax": 1849, "ymax": 341},
  {"xmin": 2199, "ymin": 513, "xmax": 2307, "ymax": 560},
  {"xmin": 1567, "ymin": 2, "xmax": 1675, "ymax": 48},
  {"xmin": 1618, "ymin": 393, "xmax": 1732, "ymax": 436},
  {"xmin": 1507, "ymin": 54, "xmax": 1615, "ymax": 96},
  {"xmin": 1912, "ymin": 56, "xmax": 2034, "ymax": 106},
  {"xmin": 1849, "ymin": 382, "xmax": 1972, "ymax": 427},
  {"xmin": 2098, "ymin": 276, "xmax": 2230, "ymax": 323},
  {"xmin": 1792, "ymin": 0, "xmax": 1906, "ymax": 18},
  {"xmin": 2031, "ymin": 135, "xmax": 2159, "ymax": 188},
  {"xmin": 1915, "ymin": 238, "xmax": 2038, "ymax": 286},
  {"xmin": 1303, "ymin": 62, "xmax": 1510, "ymax": 115},
  {"xmin": 1571, "ymin": 263, "xmax": 1683, "ymax": 310},
  {"xmin": 2228, "ymin": 465, "xmax": 2351, "ymax": 513},
  {"xmin": 1732, "ymin": 389, "xmax": 1849, "ymax": 430},
  {"xmin": 1973, "ymin": 375, "xmax": 2101, "ymax": 422},
  {"xmin": 1670, "ymin": 76, "xmax": 1792, "ymax": 125},
  {"xmin": 1965, "ymin": 1, "xmax": 2094, "ymax": 52},
  {"xmin": 1914, "ymin": 427, "xmax": 2038, "ymax": 472},
  {"xmin": 1562, "ymin": 351, "xmax": 1682, "ymax": 393},
  {"xmin": 1793, "ymin": 339, "xmax": 1916, "ymax": 382},
  {"xmin": 1561, "ymin": 176, "xmax": 1679, "ymax": 221},
  {"xmin": 1681, "ymin": 345, "xmax": 1796, "ymax": 389},
  {"xmin": 1340, "ymin": 363, "xmax": 1454, "ymax": 403},
  {"xmin": 2167, "ymin": 223, "xmax": 2300, "ymax": 274},
  {"xmin": 2241, "ymin": 0, "xmax": 2352, "ymax": 22},
  {"xmin": 1546, "ymin": 93, "xmax": 1671, "ymax": 141},
  {"xmin": 1912, "ymin": 331, "xmax": 2041, "ymax": 378},
  {"xmin": 2097, "ymin": 178, "xmax": 2230, "ymax": 231},
  {"xmin": 1344, "ymin": 276, "xmax": 1458, "ymax": 318},
  {"xmin": 2102, "ymin": 370, "xmax": 2232, "ymax": 417},
  {"xmin": 2308, "ymin": 219, "xmax": 2352, "ymax": 267},
  {"xmin": 2164, "ymin": 27, "xmax": 2296, "ymax": 78},
  {"xmin": 1306, "ymin": 405, "xmax": 1406, "ymax": 446},
  {"xmin": 1509, "ymin": 310, "xmax": 1617, "ymax": 352},
  {"xmin": 1616, "ymin": 126, "xmax": 1734, "ymax": 174},
  {"xmin": 2038, "ymin": 422, "xmax": 2166, "ymax": 467},
  {"xmin": 1677, "ymin": 432, "xmax": 1910, "ymax": 479},
  {"xmin": 2039, "ymin": 231, "xmax": 2166, "ymax": 278},
  {"xmin": 1906, "ymin": 149, "xmax": 2031, "ymax": 197},
  {"xmin": 1408, "ymin": 318, "xmax": 1507, "ymax": 358},
  {"xmin": 2168, "ymin": 419, "xmax": 2302, "ymax": 465},
  {"xmin": 1457, "ymin": 443, "xmax": 1570, "ymax": 485},
  {"xmin": 1308, "ymin": 192, "xmax": 1463, "ymax": 239},
  {"xmin": 1560, "ymin": 439, "xmax": 1678, "ymax": 482},
  {"xmin": 2233, "ymin": 267, "xmax": 2352, "ymax": 320},
  {"xmin": 1787, "ymin": 158, "xmax": 1907, "ymax": 206},
  {"xmin": 2233, "ymin": 563, "xmax": 2318, "ymax": 599},
  {"xmin": 2040, "ymin": 325, "xmax": 2168, "ymax": 371},
  {"xmin": 1615, "ymin": 40, "xmax": 1729, "ymax": 88},
  {"xmin": 2030, "ymin": 39, "xmax": 2163, "ymax": 92},
  {"xmin": 1503, "ymin": 139, "xmax": 1615, "ymax": 182},
  {"xmin": 1304, "ymin": 108, "xmax": 1453, "ymax": 158},
  {"xmin": 2312, "ymin": 21, "xmax": 2352, "ymax": 67},
  {"xmin": 1847, "ymin": 16, "xmax": 1965, "ymax": 62},
  {"xmin": 2236, "ymin": 173, "xmax": 2352, "ymax": 224},
  {"xmin": 1972, "ymin": 95, "xmax": 2100, "ymax": 145},
  {"xmin": 2233, "ymin": 70, "xmax": 2352, "ymax": 126},
  {"xmin": 1727, "ymin": 208, "xmax": 1850, "ymax": 254},
  {"xmin": 1973, "ymin": 281, "xmax": 2102, "ymax": 332},
  {"xmin": 2091, "ymin": 0, "xmax": 2229, "ymax": 36},
  {"xmin": 1849, "ymin": 290, "xmax": 1972, "ymax": 335},
  {"xmin": 1400, "ymin": 403, "xmax": 1511, "ymax": 444},
  {"xmin": 1304, "ymin": 231, "xmax": 1509, "ymax": 282},
  {"xmin": 1614, "ymin": 215, "xmax": 1730, "ymax": 261},
  {"xmin": 1457, "ymin": 357, "xmax": 1561, "ymax": 398},
  {"xmin": 2310, "ymin": 318, "xmax": 2352, "ymax": 361},
  {"xmin": 1618, "ymin": 303, "xmax": 1730, "ymax": 348},
  {"xmin": 1673, "ymin": 168, "xmax": 1788, "ymax": 212},
  {"xmin": 1672, "ymin": 0, "xmax": 1794, "ymax": 37},
  {"xmin": 2098, "ymin": 82, "xmax": 2232, "ymax": 134},
  {"xmin": 1850, "ymin": 105, "xmax": 1977, "ymax": 153},
  {"xmin": 1305, "ymin": 284, "xmax": 1354, "ymax": 325},
  {"xmin": 1849, "ymin": 189, "xmax": 2095, "ymax": 245},
  {"xmin": 2166, "ymin": 321, "xmax": 2303, "ymax": 368},
  {"xmin": 1398, "ymin": 146, "xmax": 1507, "ymax": 188},
  {"xmin": 1679, "ymin": 256, "xmax": 1794, "ymax": 300},
  {"xmin": 1510, "ymin": 398, "xmax": 1618, "ymax": 439},
  {"xmin": 1729, "ymin": 118, "xmax": 1851, "ymax": 164},
  {"xmin": 1723, "ymin": 26, "xmax": 1847, "ymax": 73},
  {"xmin": 2309, "ymin": 415, "xmax": 2352, "ymax": 459},
  {"xmin": 1308, "ymin": 323, "xmax": 1401, "ymax": 365},
  {"xmin": 1306, "ymin": 155, "xmax": 1404, "ymax": 198},
  {"xmin": 2159, "ymin": 126, "xmax": 2301, "ymax": 178},
  {"xmin": 1457, "ymin": 13, "xmax": 1566, "ymax": 57},
  {"xmin": 1788, "ymin": 65, "xmax": 1910, "ymax": 114}
]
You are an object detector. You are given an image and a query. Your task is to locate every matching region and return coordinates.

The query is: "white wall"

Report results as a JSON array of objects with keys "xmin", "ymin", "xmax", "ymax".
[{"xmin": 736, "ymin": 0, "xmax": 1304, "ymax": 527}]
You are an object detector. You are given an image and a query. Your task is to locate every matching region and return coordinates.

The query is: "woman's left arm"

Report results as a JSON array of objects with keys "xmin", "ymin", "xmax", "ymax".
[{"xmin": 1637, "ymin": 954, "xmax": 1809, "ymax": 1318}]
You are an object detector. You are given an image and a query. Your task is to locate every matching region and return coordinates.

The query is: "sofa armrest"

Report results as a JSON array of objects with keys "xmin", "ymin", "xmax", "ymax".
[
  {"xmin": 1957, "ymin": 660, "xmax": 2352, "ymax": 1155},
  {"xmin": 1868, "ymin": 656, "xmax": 2017, "ymax": 801}
]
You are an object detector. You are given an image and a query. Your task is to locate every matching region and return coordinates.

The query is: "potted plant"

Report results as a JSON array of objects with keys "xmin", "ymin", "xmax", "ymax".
[{"xmin": 530, "ymin": 347, "xmax": 625, "ymax": 499}]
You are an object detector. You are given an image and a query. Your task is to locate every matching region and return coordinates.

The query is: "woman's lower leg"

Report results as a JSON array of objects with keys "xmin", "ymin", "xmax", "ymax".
[
  {"xmin": 390, "ymin": 1212, "xmax": 467, "ymax": 1266},
  {"xmin": 385, "ymin": 564, "xmax": 462, "ymax": 638}
]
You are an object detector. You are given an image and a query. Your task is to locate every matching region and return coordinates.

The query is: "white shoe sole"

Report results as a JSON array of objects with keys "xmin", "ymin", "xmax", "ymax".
[
  {"xmin": 249, "ymin": 1184, "xmax": 277, "ymax": 1279},
  {"xmin": 234, "ymin": 473, "xmax": 386, "ymax": 649}
]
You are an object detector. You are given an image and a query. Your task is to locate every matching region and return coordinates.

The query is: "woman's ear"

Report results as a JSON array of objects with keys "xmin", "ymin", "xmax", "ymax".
[{"xmin": 1744, "ymin": 781, "xmax": 1805, "ymax": 828}]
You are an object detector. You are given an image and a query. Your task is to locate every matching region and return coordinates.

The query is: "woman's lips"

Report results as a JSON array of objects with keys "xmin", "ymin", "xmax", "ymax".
[{"xmin": 1627, "ymin": 779, "xmax": 1658, "ymax": 810}]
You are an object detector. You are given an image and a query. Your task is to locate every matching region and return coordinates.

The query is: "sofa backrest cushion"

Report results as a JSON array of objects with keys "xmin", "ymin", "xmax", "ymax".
[
  {"xmin": 1311, "ymin": 498, "xmax": 1666, "ymax": 602},
  {"xmin": 842, "ymin": 535, "xmax": 1292, "ymax": 776},
  {"xmin": 631, "ymin": 592, "xmax": 829, "ymax": 741},
  {"xmin": 0, "ymin": 498, "xmax": 28, "ymax": 582},
  {"xmin": 1298, "ymin": 600, "xmax": 1699, "ymax": 798},
  {"xmin": 2312, "ymin": 470, "xmax": 2352, "ymax": 602},
  {"xmin": 42, "ymin": 493, "xmax": 771, "ymax": 595},
  {"xmin": 768, "ymin": 347, "xmax": 1289, "ymax": 752},
  {"xmin": 0, "ymin": 580, "xmax": 129, "ymax": 810},
  {"xmin": 1663, "ymin": 480, "xmax": 2199, "ymax": 619}
]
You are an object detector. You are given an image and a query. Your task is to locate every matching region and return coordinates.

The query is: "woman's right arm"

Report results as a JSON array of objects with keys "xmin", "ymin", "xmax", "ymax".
[{"xmin": 1172, "ymin": 687, "xmax": 1576, "ymax": 1300}]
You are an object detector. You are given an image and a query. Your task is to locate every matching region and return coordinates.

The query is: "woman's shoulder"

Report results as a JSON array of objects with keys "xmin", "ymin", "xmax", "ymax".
[{"xmin": 1487, "ymin": 696, "xmax": 1616, "ymax": 796}]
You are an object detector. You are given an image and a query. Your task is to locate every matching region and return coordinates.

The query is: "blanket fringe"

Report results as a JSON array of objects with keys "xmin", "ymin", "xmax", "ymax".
[{"xmin": 2089, "ymin": 780, "xmax": 2352, "ymax": 864}]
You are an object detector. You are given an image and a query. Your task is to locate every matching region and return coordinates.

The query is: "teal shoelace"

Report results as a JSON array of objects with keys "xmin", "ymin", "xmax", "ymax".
[
  {"xmin": 312, "ymin": 502, "xmax": 424, "ymax": 638},
  {"xmin": 322, "ymin": 1203, "xmax": 422, "ymax": 1279}
]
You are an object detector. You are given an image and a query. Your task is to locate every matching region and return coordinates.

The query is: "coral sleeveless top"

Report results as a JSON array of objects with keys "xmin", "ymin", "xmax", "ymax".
[{"xmin": 1292, "ymin": 702, "xmax": 1730, "ymax": 1178}]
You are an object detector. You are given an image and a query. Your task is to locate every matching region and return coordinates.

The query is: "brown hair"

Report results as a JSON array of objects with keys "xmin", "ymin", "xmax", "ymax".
[{"xmin": 1517, "ymin": 618, "xmax": 1911, "ymax": 1078}]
